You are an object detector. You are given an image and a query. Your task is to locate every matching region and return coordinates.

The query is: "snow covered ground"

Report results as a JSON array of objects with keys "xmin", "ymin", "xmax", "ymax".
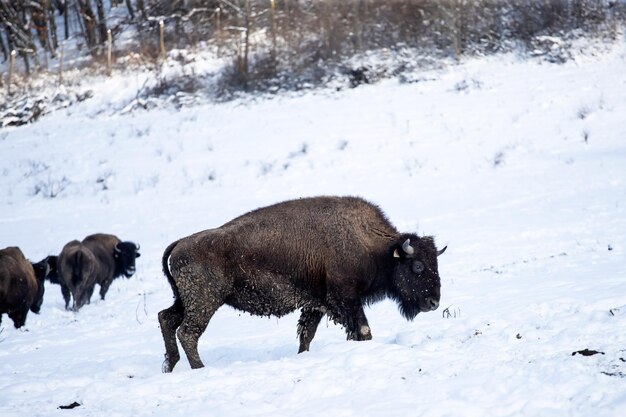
[{"xmin": 1, "ymin": 42, "xmax": 626, "ymax": 417}]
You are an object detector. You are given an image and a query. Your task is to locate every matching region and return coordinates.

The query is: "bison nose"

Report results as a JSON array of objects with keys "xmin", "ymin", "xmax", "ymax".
[{"xmin": 426, "ymin": 297, "xmax": 439, "ymax": 311}]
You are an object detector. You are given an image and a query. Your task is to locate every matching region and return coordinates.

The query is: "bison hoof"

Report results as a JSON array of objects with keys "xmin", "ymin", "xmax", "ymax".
[
  {"xmin": 162, "ymin": 360, "xmax": 173, "ymax": 373},
  {"xmin": 358, "ymin": 325, "xmax": 372, "ymax": 341},
  {"xmin": 162, "ymin": 354, "xmax": 178, "ymax": 373}
]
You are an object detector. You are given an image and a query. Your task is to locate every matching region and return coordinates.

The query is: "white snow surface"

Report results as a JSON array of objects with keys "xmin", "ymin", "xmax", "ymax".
[{"xmin": 1, "ymin": 45, "xmax": 626, "ymax": 417}]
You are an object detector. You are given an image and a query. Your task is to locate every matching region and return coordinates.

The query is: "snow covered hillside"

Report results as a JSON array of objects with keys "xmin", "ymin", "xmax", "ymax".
[{"xmin": 1, "ymin": 44, "xmax": 626, "ymax": 417}]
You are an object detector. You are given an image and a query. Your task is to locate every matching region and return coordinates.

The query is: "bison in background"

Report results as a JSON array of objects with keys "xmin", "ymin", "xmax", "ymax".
[
  {"xmin": 158, "ymin": 196, "xmax": 447, "ymax": 372},
  {"xmin": 0, "ymin": 247, "xmax": 49, "ymax": 328},
  {"xmin": 57, "ymin": 240, "xmax": 97, "ymax": 311},
  {"xmin": 57, "ymin": 234, "xmax": 140, "ymax": 311},
  {"xmin": 42, "ymin": 255, "xmax": 68, "ymax": 304}
]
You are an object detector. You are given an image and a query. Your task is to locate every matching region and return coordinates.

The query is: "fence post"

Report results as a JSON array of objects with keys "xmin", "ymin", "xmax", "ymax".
[
  {"xmin": 159, "ymin": 20, "xmax": 166, "ymax": 62},
  {"xmin": 8, "ymin": 49, "xmax": 16, "ymax": 95},
  {"xmin": 216, "ymin": 7, "xmax": 222, "ymax": 56},
  {"xmin": 216, "ymin": 7, "xmax": 221, "ymax": 33},
  {"xmin": 59, "ymin": 42, "xmax": 65, "ymax": 85},
  {"xmin": 107, "ymin": 29, "xmax": 112, "ymax": 75},
  {"xmin": 270, "ymin": 0, "xmax": 276, "ymax": 61},
  {"xmin": 353, "ymin": 0, "xmax": 362, "ymax": 52}
]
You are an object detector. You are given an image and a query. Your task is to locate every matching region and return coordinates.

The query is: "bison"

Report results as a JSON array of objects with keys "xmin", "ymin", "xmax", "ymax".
[
  {"xmin": 57, "ymin": 234, "xmax": 140, "ymax": 311},
  {"xmin": 158, "ymin": 196, "xmax": 447, "ymax": 372},
  {"xmin": 42, "ymin": 255, "xmax": 66, "ymax": 298},
  {"xmin": 0, "ymin": 247, "xmax": 49, "ymax": 328}
]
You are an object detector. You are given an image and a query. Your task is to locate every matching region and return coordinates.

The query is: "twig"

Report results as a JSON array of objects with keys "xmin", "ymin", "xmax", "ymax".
[{"xmin": 135, "ymin": 292, "xmax": 147, "ymax": 325}]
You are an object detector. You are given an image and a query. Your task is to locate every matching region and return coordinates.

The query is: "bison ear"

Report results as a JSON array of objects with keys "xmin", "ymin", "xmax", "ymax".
[
  {"xmin": 391, "ymin": 242, "xmax": 408, "ymax": 260},
  {"xmin": 135, "ymin": 252, "xmax": 141, "ymax": 258}
]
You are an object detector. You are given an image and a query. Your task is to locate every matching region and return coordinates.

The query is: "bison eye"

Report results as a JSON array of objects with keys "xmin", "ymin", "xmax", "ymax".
[{"xmin": 412, "ymin": 261, "xmax": 425, "ymax": 274}]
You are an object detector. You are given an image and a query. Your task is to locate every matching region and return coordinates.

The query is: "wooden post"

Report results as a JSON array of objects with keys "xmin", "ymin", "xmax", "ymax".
[
  {"xmin": 270, "ymin": 0, "xmax": 276, "ymax": 61},
  {"xmin": 243, "ymin": 0, "xmax": 250, "ymax": 88},
  {"xmin": 216, "ymin": 7, "xmax": 221, "ymax": 56},
  {"xmin": 353, "ymin": 0, "xmax": 362, "ymax": 52},
  {"xmin": 159, "ymin": 20, "xmax": 166, "ymax": 62},
  {"xmin": 8, "ymin": 50, "xmax": 16, "ymax": 95},
  {"xmin": 59, "ymin": 42, "xmax": 65, "ymax": 85},
  {"xmin": 107, "ymin": 29, "xmax": 112, "ymax": 75},
  {"xmin": 323, "ymin": 0, "xmax": 331, "ymax": 57}
]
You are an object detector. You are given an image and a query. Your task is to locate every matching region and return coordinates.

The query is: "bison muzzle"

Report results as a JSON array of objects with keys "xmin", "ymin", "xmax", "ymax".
[{"xmin": 158, "ymin": 196, "xmax": 446, "ymax": 372}]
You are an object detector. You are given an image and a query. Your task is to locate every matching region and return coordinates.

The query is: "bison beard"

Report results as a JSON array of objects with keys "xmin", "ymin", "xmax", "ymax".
[{"xmin": 158, "ymin": 196, "xmax": 446, "ymax": 372}]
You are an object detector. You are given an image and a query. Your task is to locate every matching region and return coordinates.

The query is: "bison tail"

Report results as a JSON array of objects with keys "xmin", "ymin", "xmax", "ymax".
[
  {"xmin": 72, "ymin": 251, "xmax": 83, "ymax": 286},
  {"xmin": 162, "ymin": 240, "xmax": 181, "ymax": 302}
]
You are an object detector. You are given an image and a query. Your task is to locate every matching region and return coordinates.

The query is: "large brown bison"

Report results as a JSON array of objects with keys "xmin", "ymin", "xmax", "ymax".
[
  {"xmin": 158, "ymin": 196, "xmax": 447, "ymax": 372},
  {"xmin": 0, "ymin": 247, "xmax": 49, "ymax": 328},
  {"xmin": 57, "ymin": 234, "xmax": 140, "ymax": 311},
  {"xmin": 57, "ymin": 240, "xmax": 97, "ymax": 311}
]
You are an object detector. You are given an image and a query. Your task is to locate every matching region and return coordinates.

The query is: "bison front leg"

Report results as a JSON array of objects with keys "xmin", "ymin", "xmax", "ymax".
[
  {"xmin": 297, "ymin": 308, "xmax": 324, "ymax": 353},
  {"xmin": 336, "ymin": 303, "xmax": 372, "ymax": 342},
  {"xmin": 353, "ymin": 305, "xmax": 372, "ymax": 341},
  {"xmin": 9, "ymin": 307, "xmax": 29, "ymax": 329},
  {"xmin": 99, "ymin": 278, "xmax": 112, "ymax": 300}
]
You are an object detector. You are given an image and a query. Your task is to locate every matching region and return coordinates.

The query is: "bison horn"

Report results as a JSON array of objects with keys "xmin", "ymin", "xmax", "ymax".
[
  {"xmin": 135, "ymin": 243, "xmax": 140, "ymax": 251},
  {"xmin": 114, "ymin": 244, "xmax": 121, "ymax": 254},
  {"xmin": 393, "ymin": 249, "xmax": 400, "ymax": 258},
  {"xmin": 402, "ymin": 239, "xmax": 414, "ymax": 255},
  {"xmin": 437, "ymin": 246, "xmax": 448, "ymax": 256}
]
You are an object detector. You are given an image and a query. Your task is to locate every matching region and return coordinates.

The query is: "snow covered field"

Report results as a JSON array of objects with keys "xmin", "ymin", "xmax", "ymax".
[{"xmin": 1, "ymin": 43, "xmax": 626, "ymax": 417}]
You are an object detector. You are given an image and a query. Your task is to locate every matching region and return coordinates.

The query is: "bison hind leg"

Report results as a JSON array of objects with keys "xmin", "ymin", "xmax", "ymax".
[
  {"xmin": 176, "ymin": 298, "xmax": 223, "ymax": 370},
  {"xmin": 297, "ymin": 308, "xmax": 324, "ymax": 353},
  {"xmin": 158, "ymin": 299, "xmax": 184, "ymax": 373},
  {"xmin": 60, "ymin": 284, "xmax": 71, "ymax": 310}
]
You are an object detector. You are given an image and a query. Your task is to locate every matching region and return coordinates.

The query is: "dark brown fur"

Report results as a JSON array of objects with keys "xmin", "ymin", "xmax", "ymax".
[
  {"xmin": 57, "ymin": 240, "xmax": 97, "ymax": 311},
  {"xmin": 56, "ymin": 234, "xmax": 140, "ymax": 310},
  {"xmin": 0, "ymin": 247, "xmax": 47, "ymax": 328},
  {"xmin": 83, "ymin": 233, "xmax": 140, "ymax": 301},
  {"xmin": 158, "ymin": 196, "xmax": 446, "ymax": 372}
]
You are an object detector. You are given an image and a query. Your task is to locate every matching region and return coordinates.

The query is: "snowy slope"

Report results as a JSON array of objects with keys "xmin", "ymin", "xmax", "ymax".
[{"xmin": 1, "ymin": 44, "xmax": 626, "ymax": 417}]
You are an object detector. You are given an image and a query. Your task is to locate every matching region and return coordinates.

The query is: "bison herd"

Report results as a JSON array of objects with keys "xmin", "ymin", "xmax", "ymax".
[
  {"xmin": 0, "ymin": 233, "xmax": 140, "ymax": 328},
  {"xmin": 1, "ymin": 196, "xmax": 447, "ymax": 373}
]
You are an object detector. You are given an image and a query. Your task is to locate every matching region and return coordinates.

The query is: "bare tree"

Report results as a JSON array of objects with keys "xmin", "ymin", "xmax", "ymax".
[
  {"xmin": 125, "ymin": 0, "xmax": 135, "ymax": 20},
  {"xmin": 0, "ymin": 0, "xmax": 40, "ymax": 73},
  {"xmin": 77, "ymin": 0, "xmax": 97, "ymax": 53},
  {"xmin": 0, "ymin": 27, "xmax": 8, "ymax": 61},
  {"xmin": 95, "ymin": 0, "xmax": 107, "ymax": 47}
]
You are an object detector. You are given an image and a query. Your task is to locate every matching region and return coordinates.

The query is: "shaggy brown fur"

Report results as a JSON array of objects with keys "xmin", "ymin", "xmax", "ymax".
[
  {"xmin": 158, "ymin": 196, "xmax": 446, "ymax": 372},
  {"xmin": 0, "ymin": 247, "xmax": 47, "ymax": 328},
  {"xmin": 56, "ymin": 234, "xmax": 140, "ymax": 310},
  {"xmin": 57, "ymin": 240, "xmax": 97, "ymax": 311},
  {"xmin": 82, "ymin": 233, "xmax": 140, "ymax": 301}
]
